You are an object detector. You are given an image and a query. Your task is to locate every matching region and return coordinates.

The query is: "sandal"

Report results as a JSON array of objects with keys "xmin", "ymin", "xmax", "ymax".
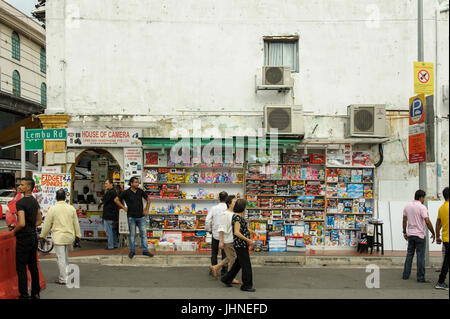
[
  {"xmin": 55, "ymin": 279, "xmax": 66, "ymax": 285},
  {"xmin": 232, "ymin": 279, "xmax": 243, "ymax": 285},
  {"xmin": 209, "ymin": 265, "xmax": 218, "ymax": 279}
]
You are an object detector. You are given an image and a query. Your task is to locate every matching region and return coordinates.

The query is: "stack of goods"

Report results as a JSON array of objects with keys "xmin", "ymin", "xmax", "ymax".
[
  {"xmin": 258, "ymin": 197, "xmax": 271, "ymax": 208},
  {"xmin": 246, "ymin": 164, "xmax": 265, "ymax": 179},
  {"xmin": 157, "ymin": 168, "xmax": 169, "ymax": 183},
  {"xmin": 246, "ymin": 210, "xmax": 261, "ymax": 220},
  {"xmin": 289, "ymin": 181, "xmax": 305, "ymax": 196},
  {"xmin": 272, "ymin": 210, "xmax": 283, "ymax": 220},
  {"xmin": 143, "ymin": 169, "xmax": 158, "ymax": 183},
  {"xmin": 249, "ymin": 221, "xmax": 267, "ymax": 248},
  {"xmin": 303, "ymin": 211, "xmax": 324, "ymax": 220},
  {"xmin": 362, "ymin": 169, "xmax": 374, "ymax": 182},
  {"xmin": 272, "ymin": 198, "xmax": 285, "ymax": 208},
  {"xmin": 268, "ymin": 236, "xmax": 287, "ymax": 252},
  {"xmin": 352, "ymin": 152, "xmax": 373, "ymax": 166},
  {"xmin": 144, "ymin": 184, "xmax": 162, "ymax": 197},
  {"xmin": 305, "ymin": 181, "xmax": 323, "ymax": 196},
  {"xmin": 325, "ymin": 230, "xmax": 359, "ymax": 247},
  {"xmin": 303, "ymin": 222, "xmax": 324, "ymax": 246},
  {"xmin": 178, "ymin": 215, "xmax": 196, "ymax": 229},
  {"xmin": 259, "ymin": 182, "xmax": 275, "ymax": 195},
  {"xmin": 286, "ymin": 198, "xmax": 299, "ymax": 208},
  {"xmin": 275, "ymin": 181, "xmax": 289, "ymax": 195}
]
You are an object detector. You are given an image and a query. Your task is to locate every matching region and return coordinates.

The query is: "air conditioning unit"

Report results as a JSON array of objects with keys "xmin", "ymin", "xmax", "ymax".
[
  {"xmin": 262, "ymin": 66, "xmax": 291, "ymax": 86},
  {"xmin": 346, "ymin": 104, "xmax": 387, "ymax": 137},
  {"xmin": 264, "ymin": 105, "xmax": 304, "ymax": 137}
]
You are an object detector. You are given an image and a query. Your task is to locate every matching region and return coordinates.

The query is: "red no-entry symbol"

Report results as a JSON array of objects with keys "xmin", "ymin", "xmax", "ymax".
[{"xmin": 418, "ymin": 70, "xmax": 430, "ymax": 83}]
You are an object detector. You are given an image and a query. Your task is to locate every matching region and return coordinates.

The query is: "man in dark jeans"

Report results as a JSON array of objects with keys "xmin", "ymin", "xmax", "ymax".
[
  {"xmin": 119, "ymin": 177, "xmax": 153, "ymax": 259},
  {"xmin": 12, "ymin": 177, "xmax": 42, "ymax": 299},
  {"xmin": 99, "ymin": 179, "xmax": 120, "ymax": 250},
  {"xmin": 402, "ymin": 189, "xmax": 435, "ymax": 282}
]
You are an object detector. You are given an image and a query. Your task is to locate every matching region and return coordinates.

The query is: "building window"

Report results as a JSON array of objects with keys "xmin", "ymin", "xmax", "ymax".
[
  {"xmin": 40, "ymin": 48, "xmax": 46, "ymax": 73},
  {"xmin": 12, "ymin": 70, "xmax": 20, "ymax": 97},
  {"xmin": 11, "ymin": 32, "xmax": 20, "ymax": 61},
  {"xmin": 264, "ymin": 36, "xmax": 299, "ymax": 72},
  {"xmin": 41, "ymin": 83, "xmax": 46, "ymax": 106}
]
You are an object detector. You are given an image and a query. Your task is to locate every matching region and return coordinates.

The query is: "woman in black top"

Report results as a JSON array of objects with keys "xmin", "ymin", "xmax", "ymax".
[{"xmin": 220, "ymin": 199, "xmax": 255, "ymax": 292}]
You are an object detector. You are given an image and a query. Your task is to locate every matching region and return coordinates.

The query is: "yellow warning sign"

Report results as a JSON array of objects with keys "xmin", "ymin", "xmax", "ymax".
[{"xmin": 414, "ymin": 62, "xmax": 434, "ymax": 95}]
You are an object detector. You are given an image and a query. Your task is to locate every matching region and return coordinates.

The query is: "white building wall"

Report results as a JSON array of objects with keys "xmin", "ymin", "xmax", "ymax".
[{"xmin": 46, "ymin": 0, "xmax": 449, "ymax": 201}]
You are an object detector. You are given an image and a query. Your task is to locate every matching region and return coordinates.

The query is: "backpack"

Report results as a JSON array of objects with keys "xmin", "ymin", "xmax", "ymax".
[{"xmin": 5, "ymin": 192, "xmax": 23, "ymax": 228}]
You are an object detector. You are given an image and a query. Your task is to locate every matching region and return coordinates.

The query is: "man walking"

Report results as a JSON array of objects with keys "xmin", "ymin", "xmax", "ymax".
[
  {"xmin": 40, "ymin": 189, "xmax": 81, "ymax": 285},
  {"xmin": 119, "ymin": 177, "xmax": 153, "ymax": 259},
  {"xmin": 98, "ymin": 179, "xmax": 120, "ymax": 250},
  {"xmin": 402, "ymin": 189, "xmax": 436, "ymax": 282},
  {"xmin": 206, "ymin": 191, "xmax": 228, "ymax": 277},
  {"xmin": 435, "ymin": 187, "xmax": 449, "ymax": 290},
  {"xmin": 13, "ymin": 177, "xmax": 42, "ymax": 299}
]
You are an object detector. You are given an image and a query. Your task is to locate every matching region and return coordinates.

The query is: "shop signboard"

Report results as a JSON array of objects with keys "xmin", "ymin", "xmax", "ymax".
[
  {"xmin": 66, "ymin": 128, "xmax": 142, "ymax": 147},
  {"xmin": 32, "ymin": 172, "xmax": 72, "ymax": 216},
  {"xmin": 124, "ymin": 148, "xmax": 143, "ymax": 186},
  {"xmin": 408, "ymin": 94, "xmax": 426, "ymax": 163},
  {"xmin": 41, "ymin": 166, "xmax": 62, "ymax": 174}
]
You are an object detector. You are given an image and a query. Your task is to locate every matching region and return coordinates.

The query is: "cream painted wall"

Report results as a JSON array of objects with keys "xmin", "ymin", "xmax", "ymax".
[{"xmin": 0, "ymin": 21, "xmax": 46, "ymax": 103}]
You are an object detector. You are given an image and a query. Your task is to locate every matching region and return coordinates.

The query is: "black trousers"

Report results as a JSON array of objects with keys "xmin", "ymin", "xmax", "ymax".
[
  {"xmin": 438, "ymin": 242, "xmax": 449, "ymax": 284},
  {"xmin": 16, "ymin": 235, "xmax": 40, "ymax": 297},
  {"xmin": 211, "ymin": 238, "xmax": 227, "ymax": 275},
  {"xmin": 221, "ymin": 247, "xmax": 253, "ymax": 289}
]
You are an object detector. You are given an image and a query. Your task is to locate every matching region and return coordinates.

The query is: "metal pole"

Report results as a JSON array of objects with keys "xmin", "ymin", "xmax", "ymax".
[
  {"xmin": 20, "ymin": 126, "xmax": 25, "ymax": 178},
  {"xmin": 418, "ymin": 0, "xmax": 430, "ymax": 267},
  {"xmin": 38, "ymin": 150, "xmax": 43, "ymax": 172}
]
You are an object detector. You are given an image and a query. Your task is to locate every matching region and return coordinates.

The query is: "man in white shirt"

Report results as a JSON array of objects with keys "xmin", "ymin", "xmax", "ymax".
[
  {"xmin": 209, "ymin": 195, "xmax": 242, "ymax": 285},
  {"xmin": 206, "ymin": 191, "xmax": 228, "ymax": 277},
  {"xmin": 40, "ymin": 189, "xmax": 81, "ymax": 285}
]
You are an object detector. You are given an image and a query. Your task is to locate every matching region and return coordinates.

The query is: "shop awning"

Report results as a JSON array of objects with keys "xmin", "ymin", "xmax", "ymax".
[
  {"xmin": 0, "ymin": 116, "xmax": 42, "ymax": 147},
  {"xmin": 139, "ymin": 137, "xmax": 301, "ymax": 150},
  {"xmin": 0, "ymin": 159, "xmax": 37, "ymax": 173}
]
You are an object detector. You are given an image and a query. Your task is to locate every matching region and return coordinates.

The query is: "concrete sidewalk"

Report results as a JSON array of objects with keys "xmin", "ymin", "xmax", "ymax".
[{"xmin": 39, "ymin": 252, "xmax": 444, "ymax": 269}]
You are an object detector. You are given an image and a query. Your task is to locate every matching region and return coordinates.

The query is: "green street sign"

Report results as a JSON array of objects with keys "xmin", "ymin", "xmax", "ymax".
[{"xmin": 24, "ymin": 129, "xmax": 66, "ymax": 151}]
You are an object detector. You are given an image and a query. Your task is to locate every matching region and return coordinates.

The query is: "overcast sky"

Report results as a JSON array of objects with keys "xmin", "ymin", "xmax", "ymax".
[{"xmin": 4, "ymin": 0, "xmax": 37, "ymax": 18}]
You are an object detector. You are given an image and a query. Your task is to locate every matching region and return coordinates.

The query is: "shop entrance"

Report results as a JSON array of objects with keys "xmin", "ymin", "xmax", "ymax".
[{"xmin": 71, "ymin": 149, "xmax": 122, "ymax": 240}]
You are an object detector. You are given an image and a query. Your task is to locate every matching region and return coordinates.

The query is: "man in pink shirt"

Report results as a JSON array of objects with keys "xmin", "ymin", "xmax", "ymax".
[{"xmin": 402, "ymin": 189, "xmax": 436, "ymax": 282}]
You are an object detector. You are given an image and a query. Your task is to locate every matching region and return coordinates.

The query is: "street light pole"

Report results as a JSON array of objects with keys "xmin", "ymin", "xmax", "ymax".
[{"xmin": 418, "ymin": 0, "xmax": 430, "ymax": 266}]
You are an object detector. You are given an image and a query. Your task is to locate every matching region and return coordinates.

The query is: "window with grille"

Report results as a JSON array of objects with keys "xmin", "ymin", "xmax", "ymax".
[
  {"xmin": 40, "ymin": 48, "xmax": 46, "ymax": 73},
  {"xmin": 41, "ymin": 83, "xmax": 47, "ymax": 106},
  {"xmin": 12, "ymin": 32, "xmax": 20, "ymax": 61},
  {"xmin": 12, "ymin": 70, "xmax": 20, "ymax": 97},
  {"xmin": 264, "ymin": 36, "xmax": 299, "ymax": 73}
]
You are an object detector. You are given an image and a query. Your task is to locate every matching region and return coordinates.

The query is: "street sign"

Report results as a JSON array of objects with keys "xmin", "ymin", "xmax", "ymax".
[
  {"xmin": 414, "ymin": 62, "xmax": 434, "ymax": 95},
  {"xmin": 408, "ymin": 94, "xmax": 426, "ymax": 163},
  {"xmin": 25, "ymin": 129, "xmax": 67, "ymax": 151}
]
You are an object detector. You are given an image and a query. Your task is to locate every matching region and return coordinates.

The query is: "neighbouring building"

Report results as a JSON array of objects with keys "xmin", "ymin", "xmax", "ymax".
[
  {"xmin": 0, "ymin": 0, "xmax": 46, "ymax": 188},
  {"xmin": 38, "ymin": 0, "xmax": 449, "ymax": 251}
]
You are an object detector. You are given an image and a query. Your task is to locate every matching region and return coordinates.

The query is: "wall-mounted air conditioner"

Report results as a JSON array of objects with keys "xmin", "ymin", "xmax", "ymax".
[
  {"xmin": 346, "ymin": 104, "xmax": 387, "ymax": 137},
  {"xmin": 262, "ymin": 66, "xmax": 291, "ymax": 86},
  {"xmin": 264, "ymin": 105, "xmax": 304, "ymax": 137}
]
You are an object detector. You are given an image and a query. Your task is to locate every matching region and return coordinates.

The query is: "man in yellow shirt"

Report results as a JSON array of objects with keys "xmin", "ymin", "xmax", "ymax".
[
  {"xmin": 40, "ymin": 189, "xmax": 81, "ymax": 285},
  {"xmin": 435, "ymin": 187, "xmax": 449, "ymax": 290}
]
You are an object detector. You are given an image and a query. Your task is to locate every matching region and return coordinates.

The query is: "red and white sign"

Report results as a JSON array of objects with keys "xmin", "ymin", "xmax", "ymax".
[
  {"xmin": 417, "ymin": 70, "xmax": 430, "ymax": 83},
  {"xmin": 408, "ymin": 94, "xmax": 426, "ymax": 163},
  {"xmin": 66, "ymin": 128, "xmax": 142, "ymax": 147}
]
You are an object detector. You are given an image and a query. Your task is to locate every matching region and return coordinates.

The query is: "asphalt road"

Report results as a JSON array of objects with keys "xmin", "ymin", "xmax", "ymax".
[{"xmin": 37, "ymin": 261, "xmax": 449, "ymax": 299}]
